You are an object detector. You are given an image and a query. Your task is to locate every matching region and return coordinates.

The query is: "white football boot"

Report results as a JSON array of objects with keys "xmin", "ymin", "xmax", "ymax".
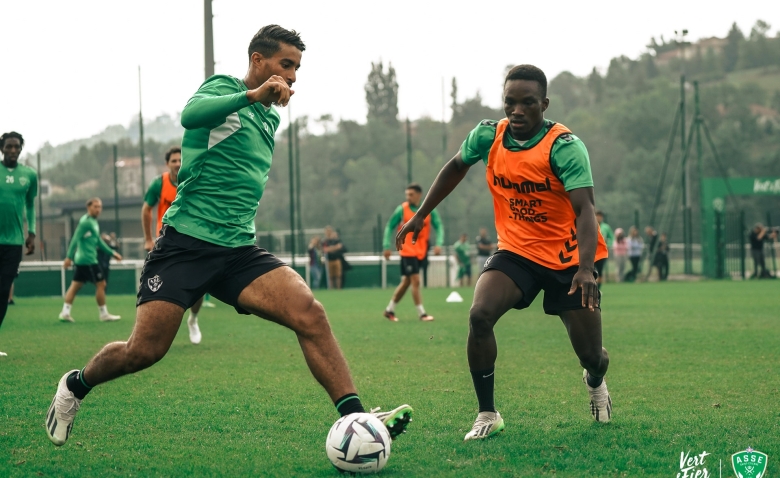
[
  {"xmin": 58, "ymin": 312, "xmax": 75, "ymax": 323},
  {"xmin": 464, "ymin": 411, "xmax": 505, "ymax": 440},
  {"xmin": 187, "ymin": 315, "xmax": 202, "ymax": 344},
  {"xmin": 99, "ymin": 312, "xmax": 121, "ymax": 322},
  {"xmin": 46, "ymin": 370, "xmax": 82, "ymax": 446},
  {"xmin": 0, "ymin": 351, "xmax": 7, "ymax": 357},
  {"xmin": 583, "ymin": 369, "xmax": 612, "ymax": 422},
  {"xmin": 370, "ymin": 404, "xmax": 413, "ymax": 440}
]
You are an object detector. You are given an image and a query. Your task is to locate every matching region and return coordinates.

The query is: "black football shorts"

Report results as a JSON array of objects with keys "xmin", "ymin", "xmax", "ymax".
[
  {"xmin": 483, "ymin": 250, "xmax": 604, "ymax": 316},
  {"xmin": 137, "ymin": 225, "xmax": 286, "ymax": 314}
]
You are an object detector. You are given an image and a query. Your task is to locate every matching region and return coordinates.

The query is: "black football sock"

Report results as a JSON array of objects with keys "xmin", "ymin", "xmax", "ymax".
[
  {"xmin": 66, "ymin": 368, "xmax": 93, "ymax": 400},
  {"xmin": 335, "ymin": 393, "xmax": 365, "ymax": 417},
  {"xmin": 586, "ymin": 372, "xmax": 604, "ymax": 388},
  {"xmin": 470, "ymin": 367, "xmax": 496, "ymax": 413}
]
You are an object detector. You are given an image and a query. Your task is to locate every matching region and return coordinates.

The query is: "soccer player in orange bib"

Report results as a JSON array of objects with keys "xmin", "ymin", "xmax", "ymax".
[
  {"xmin": 397, "ymin": 65, "xmax": 612, "ymax": 440},
  {"xmin": 142, "ymin": 146, "xmax": 205, "ymax": 344}
]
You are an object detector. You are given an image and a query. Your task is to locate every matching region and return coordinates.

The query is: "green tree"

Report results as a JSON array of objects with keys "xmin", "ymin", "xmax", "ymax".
[
  {"xmin": 365, "ymin": 61, "xmax": 399, "ymax": 124},
  {"xmin": 722, "ymin": 22, "xmax": 744, "ymax": 72},
  {"xmin": 450, "ymin": 77, "xmax": 460, "ymax": 119}
]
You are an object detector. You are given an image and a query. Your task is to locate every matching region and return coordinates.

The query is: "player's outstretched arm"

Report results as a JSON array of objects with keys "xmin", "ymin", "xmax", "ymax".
[
  {"xmin": 396, "ymin": 152, "xmax": 471, "ymax": 251},
  {"xmin": 568, "ymin": 187, "xmax": 599, "ymax": 311}
]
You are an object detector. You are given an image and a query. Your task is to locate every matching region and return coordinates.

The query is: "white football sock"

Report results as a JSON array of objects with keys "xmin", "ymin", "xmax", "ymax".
[
  {"xmin": 416, "ymin": 304, "xmax": 426, "ymax": 316},
  {"xmin": 62, "ymin": 303, "xmax": 72, "ymax": 314},
  {"xmin": 188, "ymin": 313, "xmax": 198, "ymax": 323},
  {"xmin": 98, "ymin": 305, "xmax": 108, "ymax": 315},
  {"xmin": 386, "ymin": 300, "xmax": 397, "ymax": 312}
]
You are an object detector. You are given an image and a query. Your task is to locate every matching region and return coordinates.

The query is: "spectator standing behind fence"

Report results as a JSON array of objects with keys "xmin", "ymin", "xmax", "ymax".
[
  {"xmin": 308, "ymin": 236, "xmax": 323, "ymax": 289},
  {"xmin": 596, "ymin": 211, "xmax": 614, "ymax": 287},
  {"xmin": 323, "ymin": 226, "xmax": 345, "ymax": 289},
  {"xmin": 625, "ymin": 226, "xmax": 644, "ymax": 282},
  {"xmin": 750, "ymin": 223, "xmax": 778, "ymax": 279},
  {"xmin": 475, "ymin": 228, "xmax": 495, "ymax": 271},
  {"xmin": 612, "ymin": 228, "xmax": 628, "ymax": 282},
  {"xmin": 651, "ymin": 232, "xmax": 669, "ymax": 281},
  {"xmin": 454, "ymin": 233, "xmax": 472, "ymax": 287}
]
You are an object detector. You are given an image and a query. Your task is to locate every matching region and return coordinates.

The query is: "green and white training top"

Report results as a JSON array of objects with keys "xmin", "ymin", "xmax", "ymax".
[
  {"xmin": 164, "ymin": 75, "xmax": 281, "ymax": 247},
  {"xmin": 67, "ymin": 214, "xmax": 115, "ymax": 266},
  {"xmin": 0, "ymin": 163, "xmax": 37, "ymax": 246}
]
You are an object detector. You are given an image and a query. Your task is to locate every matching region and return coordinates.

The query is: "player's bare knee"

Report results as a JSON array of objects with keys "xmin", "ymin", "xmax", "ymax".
[
  {"xmin": 294, "ymin": 298, "xmax": 331, "ymax": 337},
  {"xmin": 469, "ymin": 305, "xmax": 496, "ymax": 337}
]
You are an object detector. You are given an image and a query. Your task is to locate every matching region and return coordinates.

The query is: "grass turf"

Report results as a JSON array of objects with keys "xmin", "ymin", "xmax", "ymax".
[{"xmin": 1, "ymin": 281, "xmax": 778, "ymax": 477}]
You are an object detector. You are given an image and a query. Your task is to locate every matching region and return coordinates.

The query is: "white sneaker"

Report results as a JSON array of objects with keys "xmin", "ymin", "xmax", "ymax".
[
  {"xmin": 464, "ymin": 411, "xmax": 505, "ymax": 441},
  {"xmin": 201, "ymin": 301, "xmax": 216, "ymax": 308},
  {"xmin": 583, "ymin": 369, "xmax": 612, "ymax": 422},
  {"xmin": 369, "ymin": 404, "xmax": 413, "ymax": 440},
  {"xmin": 46, "ymin": 370, "xmax": 82, "ymax": 446},
  {"xmin": 0, "ymin": 351, "xmax": 7, "ymax": 357},
  {"xmin": 187, "ymin": 315, "xmax": 202, "ymax": 344},
  {"xmin": 99, "ymin": 313, "xmax": 121, "ymax": 322},
  {"xmin": 58, "ymin": 312, "xmax": 75, "ymax": 323}
]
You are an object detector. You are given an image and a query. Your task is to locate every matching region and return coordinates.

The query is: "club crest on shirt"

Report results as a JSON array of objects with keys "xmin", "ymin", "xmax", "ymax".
[
  {"xmin": 147, "ymin": 275, "xmax": 163, "ymax": 292},
  {"xmin": 19, "ymin": 176, "xmax": 29, "ymax": 186}
]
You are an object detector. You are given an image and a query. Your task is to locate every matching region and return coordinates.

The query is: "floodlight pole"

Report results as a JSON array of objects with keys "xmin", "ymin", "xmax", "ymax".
[
  {"xmin": 288, "ymin": 111, "xmax": 296, "ymax": 267},
  {"xmin": 37, "ymin": 152, "xmax": 45, "ymax": 260},
  {"xmin": 138, "ymin": 66, "xmax": 146, "ymax": 197},
  {"xmin": 694, "ymin": 81, "xmax": 705, "ymax": 272},
  {"xmin": 294, "ymin": 119, "xmax": 303, "ymax": 251},
  {"xmin": 113, "ymin": 145, "xmax": 121, "ymax": 239},
  {"xmin": 204, "ymin": 0, "xmax": 215, "ymax": 78},
  {"xmin": 406, "ymin": 117, "xmax": 412, "ymax": 184}
]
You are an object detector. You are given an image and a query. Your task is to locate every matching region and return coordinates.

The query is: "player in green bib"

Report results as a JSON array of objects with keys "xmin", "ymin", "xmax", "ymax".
[
  {"xmin": 453, "ymin": 233, "xmax": 472, "ymax": 286},
  {"xmin": 46, "ymin": 25, "xmax": 412, "ymax": 449},
  {"xmin": 58, "ymin": 198, "xmax": 123, "ymax": 323},
  {"xmin": 0, "ymin": 132, "xmax": 38, "ymax": 357}
]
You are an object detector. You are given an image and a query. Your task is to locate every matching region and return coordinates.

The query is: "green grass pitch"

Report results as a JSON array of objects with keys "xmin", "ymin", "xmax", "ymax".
[{"xmin": 1, "ymin": 281, "xmax": 778, "ymax": 477}]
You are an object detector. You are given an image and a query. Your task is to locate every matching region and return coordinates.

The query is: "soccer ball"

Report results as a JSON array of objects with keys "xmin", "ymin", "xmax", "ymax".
[{"xmin": 326, "ymin": 413, "xmax": 391, "ymax": 474}]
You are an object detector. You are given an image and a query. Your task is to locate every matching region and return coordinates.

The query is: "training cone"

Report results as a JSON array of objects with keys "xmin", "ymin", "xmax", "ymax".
[{"xmin": 446, "ymin": 291, "xmax": 464, "ymax": 303}]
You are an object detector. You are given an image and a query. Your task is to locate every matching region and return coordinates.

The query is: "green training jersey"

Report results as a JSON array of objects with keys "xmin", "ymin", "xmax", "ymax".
[
  {"xmin": 0, "ymin": 163, "xmax": 37, "ymax": 246},
  {"xmin": 600, "ymin": 222, "xmax": 615, "ymax": 248},
  {"xmin": 453, "ymin": 240, "xmax": 470, "ymax": 264},
  {"xmin": 164, "ymin": 75, "xmax": 281, "ymax": 247},
  {"xmin": 460, "ymin": 119, "xmax": 594, "ymax": 191},
  {"xmin": 382, "ymin": 204, "xmax": 444, "ymax": 251},
  {"xmin": 66, "ymin": 214, "xmax": 114, "ymax": 266}
]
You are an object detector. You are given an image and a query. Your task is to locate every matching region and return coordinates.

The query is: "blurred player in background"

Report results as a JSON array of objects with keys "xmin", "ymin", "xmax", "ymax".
[
  {"xmin": 142, "ymin": 146, "xmax": 204, "ymax": 344},
  {"xmin": 397, "ymin": 65, "xmax": 612, "ymax": 440},
  {"xmin": 59, "ymin": 198, "xmax": 123, "ymax": 323},
  {"xmin": 382, "ymin": 183, "xmax": 443, "ymax": 322},
  {"xmin": 454, "ymin": 233, "xmax": 472, "ymax": 286},
  {"xmin": 0, "ymin": 131, "xmax": 37, "ymax": 357},
  {"xmin": 46, "ymin": 25, "xmax": 411, "ymax": 448}
]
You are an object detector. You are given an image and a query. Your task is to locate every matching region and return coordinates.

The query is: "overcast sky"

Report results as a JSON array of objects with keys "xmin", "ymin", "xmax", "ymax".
[{"xmin": 2, "ymin": 1, "xmax": 777, "ymax": 152}]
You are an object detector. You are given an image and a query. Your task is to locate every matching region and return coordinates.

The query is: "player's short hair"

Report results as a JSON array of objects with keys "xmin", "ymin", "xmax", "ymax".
[
  {"xmin": 165, "ymin": 146, "xmax": 181, "ymax": 163},
  {"xmin": 86, "ymin": 197, "xmax": 101, "ymax": 207},
  {"xmin": 0, "ymin": 131, "xmax": 24, "ymax": 148},
  {"xmin": 406, "ymin": 183, "xmax": 422, "ymax": 194},
  {"xmin": 596, "ymin": 210, "xmax": 604, "ymax": 216},
  {"xmin": 505, "ymin": 64, "xmax": 547, "ymax": 97},
  {"xmin": 248, "ymin": 25, "xmax": 306, "ymax": 59}
]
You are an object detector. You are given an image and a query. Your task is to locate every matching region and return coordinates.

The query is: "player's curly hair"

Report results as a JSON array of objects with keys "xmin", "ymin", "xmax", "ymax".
[
  {"xmin": 505, "ymin": 64, "xmax": 547, "ymax": 97},
  {"xmin": 248, "ymin": 24, "xmax": 306, "ymax": 59},
  {"xmin": 165, "ymin": 146, "xmax": 181, "ymax": 163},
  {"xmin": 0, "ymin": 131, "xmax": 24, "ymax": 149}
]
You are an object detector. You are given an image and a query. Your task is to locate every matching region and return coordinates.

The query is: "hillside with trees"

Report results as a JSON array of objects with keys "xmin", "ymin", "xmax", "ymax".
[{"xmin": 34, "ymin": 20, "xmax": 780, "ymax": 251}]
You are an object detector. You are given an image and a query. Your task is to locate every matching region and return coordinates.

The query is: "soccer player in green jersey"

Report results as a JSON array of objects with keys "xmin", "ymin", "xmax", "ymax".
[
  {"xmin": 0, "ymin": 131, "xmax": 37, "ymax": 357},
  {"xmin": 454, "ymin": 233, "xmax": 472, "ymax": 287},
  {"xmin": 596, "ymin": 211, "xmax": 614, "ymax": 287},
  {"xmin": 58, "ymin": 198, "xmax": 123, "ymax": 323},
  {"xmin": 46, "ymin": 25, "xmax": 412, "ymax": 449}
]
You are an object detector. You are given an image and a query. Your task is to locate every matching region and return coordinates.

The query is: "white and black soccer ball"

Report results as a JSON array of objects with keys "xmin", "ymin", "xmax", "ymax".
[{"xmin": 326, "ymin": 413, "xmax": 391, "ymax": 474}]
